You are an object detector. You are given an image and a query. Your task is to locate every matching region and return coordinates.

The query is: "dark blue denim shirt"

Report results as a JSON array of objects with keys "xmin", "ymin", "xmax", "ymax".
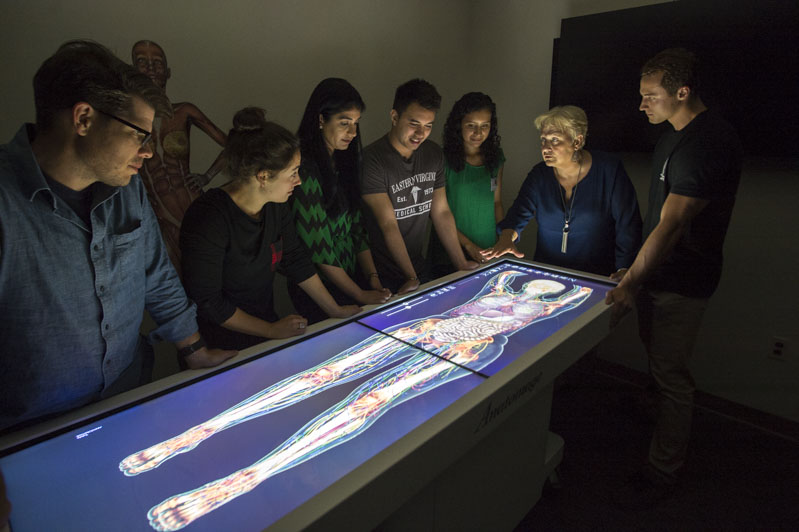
[{"xmin": 0, "ymin": 125, "xmax": 198, "ymax": 430}]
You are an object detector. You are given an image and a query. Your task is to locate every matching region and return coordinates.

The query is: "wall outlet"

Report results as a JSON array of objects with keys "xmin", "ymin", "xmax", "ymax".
[{"xmin": 769, "ymin": 336, "xmax": 788, "ymax": 360}]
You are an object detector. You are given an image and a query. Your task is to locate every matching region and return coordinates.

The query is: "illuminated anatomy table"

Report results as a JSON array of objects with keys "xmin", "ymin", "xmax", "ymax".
[{"xmin": 0, "ymin": 259, "xmax": 614, "ymax": 531}]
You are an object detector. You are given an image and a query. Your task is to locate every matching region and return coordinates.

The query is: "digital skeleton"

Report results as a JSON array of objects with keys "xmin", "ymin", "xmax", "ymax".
[{"xmin": 119, "ymin": 270, "xmax": 592, "ymax": 531}]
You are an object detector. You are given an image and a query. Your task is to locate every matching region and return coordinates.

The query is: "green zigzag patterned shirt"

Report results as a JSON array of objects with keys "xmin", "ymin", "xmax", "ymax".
[{"xmin": 290, "ymin": 172, "xmax": 370, "ymax": 276}]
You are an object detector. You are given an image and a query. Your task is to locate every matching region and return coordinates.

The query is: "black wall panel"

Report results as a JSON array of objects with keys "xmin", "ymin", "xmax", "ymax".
[{"xmin": 551, "ymin": 0, "xmax": 798, "ymax": 154}]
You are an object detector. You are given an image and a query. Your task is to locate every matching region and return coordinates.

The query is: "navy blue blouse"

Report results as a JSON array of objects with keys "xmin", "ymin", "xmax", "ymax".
[{"xmin": 498, "ymin": 151, "xmax": 642, "ymax": 276}]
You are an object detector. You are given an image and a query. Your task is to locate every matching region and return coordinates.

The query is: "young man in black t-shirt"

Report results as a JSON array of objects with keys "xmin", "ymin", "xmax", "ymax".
[{"xmin": 606, "ymin": 49, "xmax": 742, "ymax": 499}]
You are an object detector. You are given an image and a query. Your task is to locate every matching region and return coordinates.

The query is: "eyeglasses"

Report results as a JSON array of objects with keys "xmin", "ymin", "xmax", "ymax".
[{"xmin": 97, "ymin": 110, "xmax": 152, "ymax": 147}]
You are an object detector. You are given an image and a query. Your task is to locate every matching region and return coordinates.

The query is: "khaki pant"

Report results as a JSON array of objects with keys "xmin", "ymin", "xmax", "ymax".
[{"xmin": 637, "ymin": 288, "xmax": 709, "ymax": 477}]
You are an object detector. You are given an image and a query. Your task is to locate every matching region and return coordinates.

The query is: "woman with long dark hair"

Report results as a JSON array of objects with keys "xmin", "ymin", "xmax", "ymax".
[
  {"xmin": 180, "ymin": 107, "xmax": 361, "ymax": 350},
  {"xmin": 431, "ymin": 92, "xmax": 506, "ymax": 276},
  {"xmin": 290, "ymin": 78, "xmax": 391, "ymax": 323}
]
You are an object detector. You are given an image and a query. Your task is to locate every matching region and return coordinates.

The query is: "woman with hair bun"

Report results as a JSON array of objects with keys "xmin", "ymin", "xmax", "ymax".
[
  {"xmin": 431, "ymin": 92, "xmax": 506, "ymax": 277},
  {"xmin": 180, "ymin": 107, "xmax": 360, "ymax": 351},
  {"xmin": 482, "ymin": 105, "xmax": 641, "ymax": 277},
  {"xmin": 289, "ymin": 78, "xmax": 391, "ymax": 324}
]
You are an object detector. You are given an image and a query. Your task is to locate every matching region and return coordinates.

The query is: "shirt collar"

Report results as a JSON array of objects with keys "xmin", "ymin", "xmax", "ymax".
[
  {"xmin": 11, "ymin": 123, "xmax": 120, "ymax": 206},
  {"xmin": 8, "ymin": 124, "xmax": 50, "ymax": 203}
]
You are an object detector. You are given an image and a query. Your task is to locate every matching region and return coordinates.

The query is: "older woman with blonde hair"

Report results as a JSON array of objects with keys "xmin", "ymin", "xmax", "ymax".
[{"xmin": 482, "ymin": 105, "xmax": 641, "ymax": 277}]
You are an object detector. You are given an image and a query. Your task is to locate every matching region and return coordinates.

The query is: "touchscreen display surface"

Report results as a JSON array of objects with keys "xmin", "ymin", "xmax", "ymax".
[
  {"xmin": 0, "ymin": 260, "xmax": 612, "ymax": 531},
  {"xmin": 360, "ymin": 261, "xmax": 612, "ymax": 376}
]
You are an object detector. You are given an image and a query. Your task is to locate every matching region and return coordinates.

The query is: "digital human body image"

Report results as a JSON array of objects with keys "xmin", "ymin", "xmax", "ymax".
[
  {"xmin": 122, "ymin": 269, "xmax": 592, "ymax": 530},
  {"xmin": 0, "ymin": 261, "xmax": 611, "ymax": 532}
]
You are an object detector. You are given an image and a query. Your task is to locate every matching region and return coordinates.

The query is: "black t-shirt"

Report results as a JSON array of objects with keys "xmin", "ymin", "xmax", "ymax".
[
  {"xmin": 643, "ymin": 111, "xmax": 742, "ymax": 297},
  {"xmin": 44, "ymin": 173, "xmax": 94, "ymax": 227},
  {"xmin": 180, "ymin": 188, "xmax": 317, "ymax": 350}
]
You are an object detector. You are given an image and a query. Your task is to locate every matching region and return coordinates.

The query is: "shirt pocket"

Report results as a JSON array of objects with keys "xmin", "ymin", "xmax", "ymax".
[
  {"xmin": 111, "ymin": 222, "xmax": 144, "ymax": 271},
  {"xmin": 270, "ymin": 238, "xmax": 283, "ymax": 272}
]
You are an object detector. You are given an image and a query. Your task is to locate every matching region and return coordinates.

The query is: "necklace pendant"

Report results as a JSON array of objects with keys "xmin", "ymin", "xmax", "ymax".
[{"xmin": 561, "ymin": 225, "xmax": 569, "ymax": 253}]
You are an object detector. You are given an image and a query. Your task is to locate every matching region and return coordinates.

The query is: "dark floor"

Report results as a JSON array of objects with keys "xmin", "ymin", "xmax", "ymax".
[{"xmin": 515, "ymin": 357, "xmax": 799, "ymax": 531}]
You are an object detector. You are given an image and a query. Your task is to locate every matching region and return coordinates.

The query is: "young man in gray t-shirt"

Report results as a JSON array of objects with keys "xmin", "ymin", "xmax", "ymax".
[{"xmin": 360, "ymin": 79, "xmax": 476, "ymax": 294}]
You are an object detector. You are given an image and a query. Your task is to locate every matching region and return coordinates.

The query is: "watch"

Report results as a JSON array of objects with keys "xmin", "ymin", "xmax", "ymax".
[{"xmin": 177, "ymin": 338, "xmax": 207, "ymax": 359}]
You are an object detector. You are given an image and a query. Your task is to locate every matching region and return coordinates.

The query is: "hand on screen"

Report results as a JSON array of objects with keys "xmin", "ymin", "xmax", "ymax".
[
  {"xmin": 267, "ymin": 315, "xmax": 309, "ymax": 338},
  {"xmin": 358, "ymin": 288, "xmax": 392, "ymax": 305},
  {"xmin": 480, "ymin": 234, "xmax": 524, "ymax": 261},
  {"xmin": 605, "ymin": 283, "xmax": 636, "ymax": 327},
  {"xmin": 184, "ymin": 347, "xmax": 238, "ymax": 369},
  {"xmin": 398, "ymin": 278, "xmax": 420, "ymax": 295}
]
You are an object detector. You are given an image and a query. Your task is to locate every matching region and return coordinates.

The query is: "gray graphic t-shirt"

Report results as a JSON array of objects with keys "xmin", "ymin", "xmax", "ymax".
[{"xmin": 361, "ymin": 135, "xmax": 446, "ymax": 283}]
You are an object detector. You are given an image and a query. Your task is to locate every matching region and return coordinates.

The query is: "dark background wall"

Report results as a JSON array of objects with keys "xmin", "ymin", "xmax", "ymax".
[{"xmin": 550, "ymin": 0, "xmax": 799, "ymax": 154}]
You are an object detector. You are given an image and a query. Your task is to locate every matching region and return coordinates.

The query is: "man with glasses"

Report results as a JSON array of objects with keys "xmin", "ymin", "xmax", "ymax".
[
  {"xmin": 98, "ymin": 109, "xmax": 154, "ymax": 146},
  {"xmin": 0, "ymin": 40, "xmax": 236, "ymax": 433}
]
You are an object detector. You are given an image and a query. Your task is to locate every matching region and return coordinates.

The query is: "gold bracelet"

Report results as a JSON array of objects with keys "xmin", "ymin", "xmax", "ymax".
[{"xmin": 368, "ymin": 272, "xmax": 380, "ymax": 278}]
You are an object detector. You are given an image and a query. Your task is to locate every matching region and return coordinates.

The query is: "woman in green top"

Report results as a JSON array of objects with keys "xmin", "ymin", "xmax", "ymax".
[
  {"xmin": 432, "ymin": 92, "xmax": 505, "ymax": 277},
  {"xmin": 290, "ymin": 78, "xmax": 391, "ymax": 323}
]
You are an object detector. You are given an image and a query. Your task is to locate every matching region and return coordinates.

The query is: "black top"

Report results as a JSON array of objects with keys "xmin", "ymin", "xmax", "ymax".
[
  {"xmin": 180, "ymin": 188, "xmax": 317, "ymax": 350},
  {"xmin": 43, "ymin": 173, "xmax": 94, "ymax": 227},
  {"xmin": 644, "ymin": 111, "xmax": 742, "ymax": 297}
]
